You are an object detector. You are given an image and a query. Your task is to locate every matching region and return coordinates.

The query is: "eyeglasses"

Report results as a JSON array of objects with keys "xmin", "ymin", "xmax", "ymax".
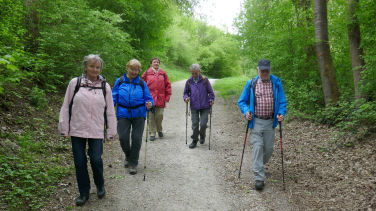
[{"xmin": 127, "ymin": 68, "xmax": 140, "ymax": 72}]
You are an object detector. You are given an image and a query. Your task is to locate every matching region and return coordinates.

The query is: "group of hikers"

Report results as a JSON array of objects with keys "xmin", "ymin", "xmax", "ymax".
[{"xmin": 58, "ymin": 55, "xmax": 287, "ymax": 206}]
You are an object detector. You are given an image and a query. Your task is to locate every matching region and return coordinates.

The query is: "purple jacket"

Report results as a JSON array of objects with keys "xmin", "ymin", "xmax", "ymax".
[{"xmin": 183, "ymin": 74, "xmax": 215, "ymax": 110}]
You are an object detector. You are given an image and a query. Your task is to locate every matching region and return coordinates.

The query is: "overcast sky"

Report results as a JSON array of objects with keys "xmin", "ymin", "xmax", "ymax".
[{"xmin": 194, "ymin": 0, "xmax": 243, "ymax": 34}]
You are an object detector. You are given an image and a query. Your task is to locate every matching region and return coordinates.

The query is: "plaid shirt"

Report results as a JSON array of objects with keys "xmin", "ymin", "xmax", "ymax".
[{"xmin": 255, "ymin": 79, "xmax": 274, "ymax": 117}]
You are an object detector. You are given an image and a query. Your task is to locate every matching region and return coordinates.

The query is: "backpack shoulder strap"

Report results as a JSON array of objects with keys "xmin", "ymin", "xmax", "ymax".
[
  {"xmin": 102, "ymin": 80, "xmax": 108, "ymax": 135},
  {"xmin": 202, "ymin": 76, "xmax": 208, "ymax": 91},
  {"xmin": 68, "ymin": 76, "xmax": 82, "ymax": 133},
  {"xmin": 249, "ymin": 78, "xmax": 257, "ymax": 106},
  {"xmin": 139, "ymin": 79, "xmax": 145, "ymax": 90},
  {"xmin": 119, "ymin": 76, "xmax": 124, "ymax": 86},
  {"xmin": 187, "ymin": 79, "xmax": 191, "ymax": 96}
]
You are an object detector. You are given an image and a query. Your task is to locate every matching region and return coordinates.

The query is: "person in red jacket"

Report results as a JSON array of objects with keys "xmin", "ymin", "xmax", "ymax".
[{"xmin": 142, "ymin": 57, "xmax": 172, "ymax": 141}]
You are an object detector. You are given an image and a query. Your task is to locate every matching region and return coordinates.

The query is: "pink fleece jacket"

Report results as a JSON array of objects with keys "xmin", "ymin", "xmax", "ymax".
[{"xmin": 58, "ymin": 76, "xmax": 117, "ymax": 139}]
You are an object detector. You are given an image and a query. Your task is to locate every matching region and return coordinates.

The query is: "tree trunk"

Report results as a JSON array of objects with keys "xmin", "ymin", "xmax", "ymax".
[
  {"xmin": 347, "ymin": 0, "xmax": 365, "ymax": 99},
  {"xmin": 24, "ymin": 0, "xmax": 40, "ymax": 53},
  {"xmin": 314, "ymin": 0, "xmax": 339, "ymax": 105}
]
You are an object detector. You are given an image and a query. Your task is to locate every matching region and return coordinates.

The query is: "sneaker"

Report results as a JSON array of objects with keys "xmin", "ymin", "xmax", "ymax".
[
  {"xmin": 255, "ymin": 180, "xmax": 265, "ymax": 191},
  {"xmin": 75, "ymin": 195, "xmax": 89, "ymax": 206},
  {"xmin": 189, "ymin": 141, "xmax": 197, "ymax": 149},
  {"xmin": 158, "ymin": 132, "xmax": 164, "ymax": 138},
  {"xmin": 124, "ymin": 158, "xmax": 129, "ymax": 168},
  {"xmin": 97, "ymin": 186, "xmax": 106, "ymax": 199},
  {"xmin": 199, "ymin": 138, "xmax": 205, "ymax": 144},
  {"xmin": 150, "ymin": 136, "xmax": 155, "ymax": 141},
  {"xmin": 129, "ymin": 166, "xmax": 137, "ymax": 175}
]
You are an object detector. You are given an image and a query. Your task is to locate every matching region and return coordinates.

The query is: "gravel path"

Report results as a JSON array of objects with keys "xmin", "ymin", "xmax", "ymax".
[{"xmin": 63, "ymin": 80, "xmax": 294, "ymax": 211}]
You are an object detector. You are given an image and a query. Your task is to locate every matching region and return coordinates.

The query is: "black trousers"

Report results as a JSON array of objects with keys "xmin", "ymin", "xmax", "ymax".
[
  {"xmin": 71, "ymin": 137, "xmax": 104, "ymax": 197},
  {"xmin": 117, "ymin": 117, "xmax": 145, "ymax": 166}
]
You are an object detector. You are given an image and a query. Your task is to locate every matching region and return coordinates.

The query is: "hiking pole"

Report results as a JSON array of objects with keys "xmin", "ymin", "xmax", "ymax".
[
  {"xmin": 185, "ymin": 102, "xmax": 188, "ymax": 145},
  {"xmin": 208, "ymin": 106, "xmax": 212, "ymax": 150},
  {"xmin": 279, "ymin": 121, "xmax": 286, "ymax": 190},
  {"xmin": 238, "ymin": 121, "xmax": 250, "ymax": 178},
  {"xmin": 143, "ymin": 110, "xmax": 150, "ymax": 181}
]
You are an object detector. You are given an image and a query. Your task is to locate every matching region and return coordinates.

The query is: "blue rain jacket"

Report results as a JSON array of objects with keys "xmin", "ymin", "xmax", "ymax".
[
  {"xmin": 112, "ymin": 74, "xmax": 154, "ymax": 119},
  {"xmin": 237, "ymin": 74, "xmax": 287, "ymax": 129}
]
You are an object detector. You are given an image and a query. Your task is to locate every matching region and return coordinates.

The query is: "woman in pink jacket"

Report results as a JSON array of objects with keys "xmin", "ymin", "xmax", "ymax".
[
  {"xmin": 142, "ymin": 57, "xmax": 171, "ymax": 141},
  {"xmin": 58, "ymin": 54, "xmax": 116, "ymax": 206}
]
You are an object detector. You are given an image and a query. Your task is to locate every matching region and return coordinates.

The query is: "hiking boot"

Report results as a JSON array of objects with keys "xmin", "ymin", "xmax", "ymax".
[
  {"xmin": 97, "ymin": 186, "xmax": 106, "ymax": 199},
  {"xmin": 158, "ymin": 132, "xmax": 164, "ymax": 138},
  {"xmin": 150, "ymin": 136, "xmax": 155, "ymax": 141},
  {"xmin": 255, "ymin": 180, "xmax": 265, "ymax": 191},
  {"xmin": 75, "ymin": 195, "xmax": 89, "ymax": 206},
  {"xmin": 199, "ymin": 138, "xmax": 205, "ymax": 144},
  {"xmin": 129, "ymin": 166, "xmax": 137, "ymax": 175},
  {"xmin": 124, "ymin": 158, "xmax": 129, "ymax": 168},
  {"xmin": 189, "ymin": 141, "xmax": 198, "ymax": 149}
]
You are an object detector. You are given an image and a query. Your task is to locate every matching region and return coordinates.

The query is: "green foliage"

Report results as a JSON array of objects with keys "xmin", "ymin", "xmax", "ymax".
[
  {"xmin": 165, "ymin": 14, "xmax": 242, "ymax": 78},
  {"xmin": 0, "ymin": 1, "xmax": 35, "ymax": 94},
  {"xmin": 37, "ymin": 0, "xmax": 135, "ymax": 86},
  {"xmin": 316, "ymin": 99, "xmax": 376, "ymax": 137},
  {"xmin": 87, "ymin": 0, "xmax": 173, "ymax": 66},
  {"xmin": 198, "ymin": 35, "xmax": 242, "ymax": 78},
  {"xmin": 213, "ymin": 75, "xmax": 253, "ymax": 99},
  {"xmin": 30, "ymin": 86, "xmax": 48, "ymax": 110},
  {"xmin": 161, "ymin": 64, "xmax": 191, "ymax": 83},
  {"xmin": 357, "ymin": 0, "xmax": 376, "ymax": 100},
  {"xmin": 0, "ymin": 131, "xmax": 70, "ymax": 210}
]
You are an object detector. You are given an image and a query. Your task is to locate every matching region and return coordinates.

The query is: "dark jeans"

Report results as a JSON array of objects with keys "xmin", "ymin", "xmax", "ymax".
[
  {"xmin": 118, "ymin": 117, "xmax": 145, "ymax": 166},
  {"xmin": 191, "ymin": 108, "xmax": 210, "ymax": 142},
  {"xmin": 71, "ymin": 137, "xmax": 104, "ymax": 197}
]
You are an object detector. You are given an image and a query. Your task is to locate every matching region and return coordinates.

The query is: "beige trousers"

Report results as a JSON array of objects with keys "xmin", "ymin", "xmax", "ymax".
[{"xmin": 149, "ymin": 107, "xmax": 164, "ymax": 136}]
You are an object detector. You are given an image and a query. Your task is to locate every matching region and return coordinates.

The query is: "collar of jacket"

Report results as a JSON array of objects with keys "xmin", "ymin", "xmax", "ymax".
[
  {"xmin": 81, "ymin": 73, "xmax": 106, "ymax": 86},
  {"xmin": 147, "ymin": 67, "xmax": 165, "ymax": 75},
  {"xmin": 123, "ymin": 73, "xmax": 141, "ymax": 83},
  {"xmin": 254, "ymin": 74, "xmax": 280, "ymax": 85},
  {"xmin": 189, "ymin": 74, "xmax": 203, "ymax": 82}
]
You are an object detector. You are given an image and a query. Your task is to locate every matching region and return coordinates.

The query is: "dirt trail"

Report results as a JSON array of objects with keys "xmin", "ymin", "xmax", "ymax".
[{"xmin": 63, "ymin": 80, "xmax": 294, "ymax": 211}]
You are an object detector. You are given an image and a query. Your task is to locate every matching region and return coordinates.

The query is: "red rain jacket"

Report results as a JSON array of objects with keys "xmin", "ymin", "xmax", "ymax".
[{"xmin": 142, "ymin": 68, "xmax": 171, "ymax": 108}]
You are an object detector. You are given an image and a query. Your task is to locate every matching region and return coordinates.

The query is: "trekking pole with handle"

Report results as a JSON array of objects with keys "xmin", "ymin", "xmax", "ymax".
[
  {"xmin": 143, "ymin": 110, "xmax": 150, "ymax": 181},
  {"xmin": 208, "ymin": 106, "xmax": 212, "ymax": 150},
  {"xmin": 185, "ymin": 102, "xmax": 188, "ymax": 145},
  {"xmin": 279, "ymin": 121, "xmax": 286, "ymax": 190},
  {"xmin": 238, "ymin": 121, "xmax": 250, "ymax": 178}
]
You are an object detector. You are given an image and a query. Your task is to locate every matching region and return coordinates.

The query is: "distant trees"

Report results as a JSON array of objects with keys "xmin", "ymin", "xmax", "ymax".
[{"xmin": 0, "ymin": 0, "xmax": 241, "ymax": 94}]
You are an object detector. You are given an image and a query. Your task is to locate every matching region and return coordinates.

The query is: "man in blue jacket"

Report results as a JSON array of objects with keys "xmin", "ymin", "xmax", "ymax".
[
  {"xmin": 238, "ymin": 59, "xmax": 287, "ymax": 191},
  {"xmin": 183, "ymin": 64, "xmax": 215, "ymax": 149}
]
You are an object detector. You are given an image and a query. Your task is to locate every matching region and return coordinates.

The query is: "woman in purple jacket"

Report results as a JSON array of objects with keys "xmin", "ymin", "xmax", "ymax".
[{"xmin": 183, "ymin": 64, "xmax": 215, "ymax": 149}]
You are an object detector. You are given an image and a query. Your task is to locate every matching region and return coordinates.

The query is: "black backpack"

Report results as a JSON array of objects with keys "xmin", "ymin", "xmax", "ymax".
[{"xmin": 68, "ymin": 76, "xmax": 108, "ymax": 138}]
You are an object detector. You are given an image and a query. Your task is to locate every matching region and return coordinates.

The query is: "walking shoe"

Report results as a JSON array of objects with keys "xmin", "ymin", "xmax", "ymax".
[
  {"xmin": 129, "ymin": 166, "xmax": 137, "ymax": 175},
  {"xmin": 158, "ymin": 131, "xmax": 164, "ymax": 138},
  {"xmin": 255, "ymin": 180, "xmax": 265, "ymax": 191},
  {"xmin": 124, "ymin": 158, "xmax": 129, "ymax": 168},
  {"xmin": 97, "ymin": 186, "xmax": 106, "ymax": 199},
  {"xmin": 150, "ymin": 136, "xmax": 155, "ymax": 141},
  {"xmin": 189, "ymin": 141, "xmax": 198, "ymax": 149},
  {"xmin": 75, "ymin": 195, "xmax": 89, "ymax": 206},
  {"xmin": 199, "ymin": 138, "xmax": 205, "ymax": 144}
]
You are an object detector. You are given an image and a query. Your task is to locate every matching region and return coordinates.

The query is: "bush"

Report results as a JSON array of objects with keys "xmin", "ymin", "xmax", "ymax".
[{"xmin": 30, "ymin": 87, "xmax": 48, "ymax": 110}]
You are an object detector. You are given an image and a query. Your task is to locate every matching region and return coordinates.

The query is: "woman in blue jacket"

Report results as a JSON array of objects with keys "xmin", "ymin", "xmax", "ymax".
[{"xmin": 112, "ymin": 59, "xmax": 154, "ymax": 175}]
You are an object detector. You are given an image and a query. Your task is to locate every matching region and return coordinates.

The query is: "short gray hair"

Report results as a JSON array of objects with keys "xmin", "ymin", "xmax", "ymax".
[
  {"xmin": 190, "ymin": 64, "xmax": 200, "ymax": 71},
  {"xmin": 83, "ymin": 54, "xmax": 104, "ymax": 72}
]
